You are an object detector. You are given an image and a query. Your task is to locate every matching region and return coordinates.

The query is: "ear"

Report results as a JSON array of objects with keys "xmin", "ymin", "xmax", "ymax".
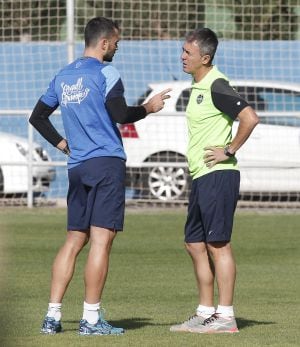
[
  {"xmin": 99, "ymin": 38, "xmax": 109, "ymax": 52},
  {"xmin": 201, "ymin": 54, "xmax": 211, "ymax": 65}
]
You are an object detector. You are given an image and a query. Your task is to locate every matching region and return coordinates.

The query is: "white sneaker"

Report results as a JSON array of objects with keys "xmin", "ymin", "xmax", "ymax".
[
  {"xmin": 189, "ymin": 314, "xmax": 239, "ymax": 334},
  {"xmin": 170, "ymin": 314, "xmax": 206, "ymax": 332}
]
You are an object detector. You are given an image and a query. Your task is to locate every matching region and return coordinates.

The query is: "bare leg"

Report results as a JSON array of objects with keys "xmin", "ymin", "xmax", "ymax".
[
  {"xmin": 84, "ymin": 226, "xmax": 116, "ymax": 304},
  {"xmin": 207, "ymin": 242, "xmax": 236, "ymax": 306},
  {"xmin": 50, "ymin": 231, "xmax": 89, "ymax": 303},
  {"xmin": 185, "ymin": 242, "xmax": 215, "ymax": 307}
]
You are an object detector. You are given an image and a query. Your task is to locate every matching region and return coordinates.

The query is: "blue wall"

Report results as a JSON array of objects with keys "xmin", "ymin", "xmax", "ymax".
[
  {"xmin": 0, "ymin": 40, "xmax": 299, "ymax": 198},
  {"xmin": 1, "ymin": 40, "xmax": 300, "ymax": 109}
]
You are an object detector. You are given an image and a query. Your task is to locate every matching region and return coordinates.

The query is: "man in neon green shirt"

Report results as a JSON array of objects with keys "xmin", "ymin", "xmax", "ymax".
[{"xmin": 170, "ymin": 28, "xmax": 259, "ymax": 334}]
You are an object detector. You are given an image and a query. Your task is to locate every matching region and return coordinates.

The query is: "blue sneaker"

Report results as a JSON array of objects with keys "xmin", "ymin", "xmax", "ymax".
[
  {"xmin": 79, "ymin": 310, "xmax": 124, "ymax": 336},
  {"xmin": 40, "ymin": 316, "xmax": 62, "ymax": 334}
]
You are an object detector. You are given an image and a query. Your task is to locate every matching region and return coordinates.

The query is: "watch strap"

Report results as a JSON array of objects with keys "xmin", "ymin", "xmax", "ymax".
[{"xmin": 224, "ymin": 145, "xmax": 235, "ymax": 157}]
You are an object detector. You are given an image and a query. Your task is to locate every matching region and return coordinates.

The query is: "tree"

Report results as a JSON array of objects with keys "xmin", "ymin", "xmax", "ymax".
[
  {"xmin": 0, "ymin": 0, "xmax": 66, "ymax": 41},
  {"xmin": 75, "ymin": 0, "xmax": 205, "ymax": 40},
  {"xmin": 223, "ymin": 0, "xmax": 299, "ymax": 40},
  {"xmin": 0, "ymin": 0, "xmax": 298, "ymax": 41}
]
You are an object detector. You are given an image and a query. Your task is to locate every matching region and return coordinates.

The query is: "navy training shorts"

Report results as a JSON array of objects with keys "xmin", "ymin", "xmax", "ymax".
[
  {"xmin": 67, "ymin": 156, "xmax": 126, "ymax": 232},
  {"xmin": 184, "ymin": 170, "xmax": 240, "ymax": 243}
]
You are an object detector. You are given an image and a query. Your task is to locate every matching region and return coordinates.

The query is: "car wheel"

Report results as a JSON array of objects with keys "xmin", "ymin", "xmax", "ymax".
[{"xmin": 141, "ymin": 152, "xmax": 191, "ymax": 201}]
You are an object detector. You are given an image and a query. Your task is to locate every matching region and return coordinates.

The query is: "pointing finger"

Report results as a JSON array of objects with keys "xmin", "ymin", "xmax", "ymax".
[{"xmin": 159, "ymin": 88, "xmax": 172, "ymax": 96}]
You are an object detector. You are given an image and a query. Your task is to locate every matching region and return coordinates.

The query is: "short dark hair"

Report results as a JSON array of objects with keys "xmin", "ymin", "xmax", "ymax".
[
  {"xmin": 185, "ymin": 28, "xmax": 218, "ymax": 63},
  {"xmin": 84, "ymin": 17, "xmax": 119, "ymax": 48}
]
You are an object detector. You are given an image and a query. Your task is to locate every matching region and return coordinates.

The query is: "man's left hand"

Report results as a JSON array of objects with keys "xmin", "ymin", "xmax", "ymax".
[{"xmin": 203, "ymin": 146, "xmax": 229, "ymax": 168}]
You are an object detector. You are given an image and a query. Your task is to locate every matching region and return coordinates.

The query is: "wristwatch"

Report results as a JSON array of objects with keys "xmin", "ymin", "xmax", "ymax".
[{"xmin": 224, "ymin": 145, "xmax": 235, "ymax": 157}]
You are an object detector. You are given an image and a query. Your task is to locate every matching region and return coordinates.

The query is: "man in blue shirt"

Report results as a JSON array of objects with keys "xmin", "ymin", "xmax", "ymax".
[{"xmin": 30, "ymin": 17, "xmax": 170, "ymax": 336}]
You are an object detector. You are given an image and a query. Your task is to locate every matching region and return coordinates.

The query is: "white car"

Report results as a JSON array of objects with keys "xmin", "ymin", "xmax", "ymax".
[
  {"xmin": 0, "ymin": 131, "xmax": 55, "ymax": 197},
  {"xmin": 121, "ymin": 80, "xmax": 300, "ymax": 201}
]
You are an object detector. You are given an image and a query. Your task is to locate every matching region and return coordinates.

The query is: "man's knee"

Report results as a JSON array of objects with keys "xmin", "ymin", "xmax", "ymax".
[
  {"xmin": 185, "ymin": 241, "xmax": 194, "ymax": 254},
  {"xmin": 185, "ymin": 241, "xmax": 207, "ymax": 256},
  {"xmin": 65, "ymin": 231, "xmax": 89, "ymax": 253},
  {"xmin": 89, "ymin": 227, "xmax": 116, "ymax": 249},
  {"xmin": 206, "ymin": 241, "xmax": 232, "ymax": 258}
]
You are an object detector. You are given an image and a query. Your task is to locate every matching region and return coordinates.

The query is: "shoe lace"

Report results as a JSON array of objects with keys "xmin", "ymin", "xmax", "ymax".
[
  {"xmin": 184, "ymin": 314, "xmax": 202, "ymax": 324},
  {"xmin": 203, "ymin": 313, "xmax": 219, "ymax": 326},
  {"xmin": 188, "ymin": 314, "xmax": 199, "ymax": 321},
  {"xmin": 98, "ymin": 308, "xmax": 113, "ymax": 328}
]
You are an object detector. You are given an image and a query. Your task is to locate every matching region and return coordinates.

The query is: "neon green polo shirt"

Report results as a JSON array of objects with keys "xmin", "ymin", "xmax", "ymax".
[{"xmin": 186, "ymin": 66, "xmax": 248, "ymax": 179}]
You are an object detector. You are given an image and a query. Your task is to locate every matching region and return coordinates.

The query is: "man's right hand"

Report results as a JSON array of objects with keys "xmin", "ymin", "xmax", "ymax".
[
  {"xmin": 57, "ymin": 139, "xmax": 70, "ymax": 156},
  {"xmin": 143, "ymin": 88, "xmax": 172, "ymax": 114}
]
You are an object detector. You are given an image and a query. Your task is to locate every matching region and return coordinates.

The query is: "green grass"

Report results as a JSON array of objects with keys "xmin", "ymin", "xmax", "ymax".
[{"xmin": 0, "ymin": 207, "xmax": 299, "ymax": 347}]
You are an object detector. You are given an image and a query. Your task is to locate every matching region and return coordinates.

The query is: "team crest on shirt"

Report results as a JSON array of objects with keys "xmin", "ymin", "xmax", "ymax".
[
  {"xmin": 196, "ymin": 94, "xmax": 203, "ymax": 104},
  {"xmin": 61, "ymin": 78, "xmax": 90, "ymax": 106}
]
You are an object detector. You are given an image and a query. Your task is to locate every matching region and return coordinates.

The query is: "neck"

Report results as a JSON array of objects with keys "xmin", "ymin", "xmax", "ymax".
[
  {"xmin": 193, "ymin": 65, "xmax": 213, "ymax": 83},
  {"xmin": 83, "ymin": 48, "xmax": 103, "ymax": 62}
]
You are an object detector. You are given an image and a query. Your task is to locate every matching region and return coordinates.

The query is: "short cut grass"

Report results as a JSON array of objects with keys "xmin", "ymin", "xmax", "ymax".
[{"xmin": 0, "ymin": 208, "xmax": 299, "ymax": 347}]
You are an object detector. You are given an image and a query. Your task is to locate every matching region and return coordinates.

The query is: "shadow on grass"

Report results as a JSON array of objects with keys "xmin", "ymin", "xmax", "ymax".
[
  {"xmin": 63, "ymin": 317, "xmax": 153, "ymax": 332},
  {"xmin": 236, "ymin": 317, "xmax": 275, "ymax": 330},
  {"xmin": 63, "ymin": 316, "xmax": 275, "ymax": 332}
]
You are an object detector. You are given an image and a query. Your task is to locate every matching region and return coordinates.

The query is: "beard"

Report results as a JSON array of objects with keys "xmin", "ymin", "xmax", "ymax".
[{"xmin": 103, "ymin": 51, "xmax": 115, "ymax": 62}]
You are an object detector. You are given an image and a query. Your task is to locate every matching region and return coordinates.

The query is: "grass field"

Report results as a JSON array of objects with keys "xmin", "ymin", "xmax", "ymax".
[{"xmin": 0, "ymin": 207, "xmax": 299, "ymax": 347}]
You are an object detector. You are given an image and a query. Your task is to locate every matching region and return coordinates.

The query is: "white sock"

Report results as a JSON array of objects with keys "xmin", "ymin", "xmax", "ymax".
[
  {"xmin": 216, "ymin": 305, "xmax": 234, "ymax": 317},
  {"xmin": 196, "ymin": 305, "xmax": 215, "ymax": 318},
  {"xmin": 82, "ymin": 302, "xmax": 100, "ymax": 325},
  {"xmin": 47, "ymin": 303, "xmax": 62, "ymax": 321}
]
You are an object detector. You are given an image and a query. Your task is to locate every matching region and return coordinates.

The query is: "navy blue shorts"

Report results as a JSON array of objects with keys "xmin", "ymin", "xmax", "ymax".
[
  {"xmin": 184, "ymin": 170, "xmax": 240, "ymax": 243},
  {"xmin": 67, "ymin": 157, "xmax": 126, "ymax": 232}
]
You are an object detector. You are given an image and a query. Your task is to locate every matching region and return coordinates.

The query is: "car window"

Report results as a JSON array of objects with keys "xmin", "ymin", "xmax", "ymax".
[
  {"xmin": 234, "ymin": 86, "xmax": 300, "ymax": 127},
  {"xmin": 234, "ymin": 86, "xmax": 300, "ymax": 112},
  {"xmin": 234, "ymin": 86, "xmax": 266, "ymax": 111},
  {"xmin": 176, "ymin": 85, "xmax": 300, "ymax": 111},
  {"xmin": 259, "ymin": 116, "xmax": 300, "ymax": 127},
  {"xmin": 135, "ymin": 88, "xmax": 152, "ymax": 106},
  {"xmin": 260, "ymin": 91, "xmax": 300, "ymax": 112},
  {"xmin": 176, "ymin": 88, "xmax": 191, "ymax": 111}
]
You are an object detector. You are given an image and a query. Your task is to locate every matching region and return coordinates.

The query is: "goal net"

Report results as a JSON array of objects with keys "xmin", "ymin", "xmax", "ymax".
[{"xmin": 0, "ymin": 0, "xmax": 300, "ymax": 206}]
